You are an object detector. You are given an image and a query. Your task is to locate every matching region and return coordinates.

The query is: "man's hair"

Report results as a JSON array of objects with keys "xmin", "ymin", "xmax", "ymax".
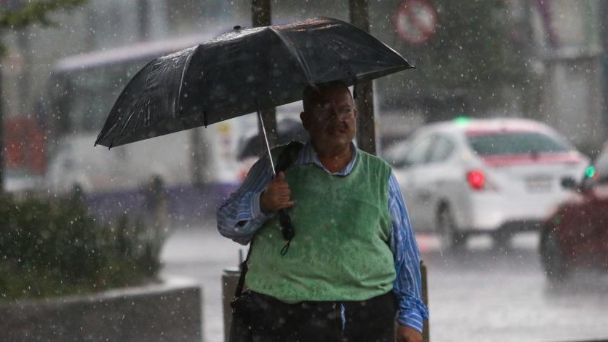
[{"xmin": 302, "ymin": 81, "xmax": 352, "ymax": 113}]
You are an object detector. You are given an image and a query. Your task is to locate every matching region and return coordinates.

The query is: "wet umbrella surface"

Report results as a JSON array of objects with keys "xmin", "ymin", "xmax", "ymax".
[{"xmin": 94, "ymin": 17, "xmax": 412, "ymax": 148}]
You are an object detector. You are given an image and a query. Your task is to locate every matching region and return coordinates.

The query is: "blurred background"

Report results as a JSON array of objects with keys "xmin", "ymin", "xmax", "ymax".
[
  {"xmin": 2, "ymin": 1, "xmax": 608, "ymax": 341},
  {"xmin": 2, "ymin": 0, "xmax": 607, "ymax": 201}
]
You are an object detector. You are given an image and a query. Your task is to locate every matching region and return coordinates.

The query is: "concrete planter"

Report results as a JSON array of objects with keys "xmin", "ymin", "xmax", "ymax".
[{"xmin": 0, "ymin": 278, "xmax": 202, "ymax": 342}]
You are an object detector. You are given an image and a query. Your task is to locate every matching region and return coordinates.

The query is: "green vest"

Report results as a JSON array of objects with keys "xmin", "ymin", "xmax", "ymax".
[{"xmin": 245, "ymin": 149, "xmax": 395, "ymax": 302}]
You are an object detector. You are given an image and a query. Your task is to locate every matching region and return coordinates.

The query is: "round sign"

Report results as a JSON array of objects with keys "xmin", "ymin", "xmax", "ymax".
[{"xmin": 393, "ymin": 0, "xmax": 438, "ymax": 45}]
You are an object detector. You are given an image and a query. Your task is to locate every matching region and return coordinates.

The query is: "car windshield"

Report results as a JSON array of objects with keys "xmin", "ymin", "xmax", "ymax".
[{"xmin": 467, "ymin": 131, "xmax": 570, "ymax": 156}]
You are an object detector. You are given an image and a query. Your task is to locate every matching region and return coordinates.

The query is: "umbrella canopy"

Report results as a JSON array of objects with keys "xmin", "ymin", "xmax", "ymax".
[{"xmin": 95, "ymin": 17, "xmax": 412, "ymax": 148}]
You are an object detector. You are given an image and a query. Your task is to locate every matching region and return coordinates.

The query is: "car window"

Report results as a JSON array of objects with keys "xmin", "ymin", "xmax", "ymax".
[
  {"xmin": 427, "ymin": 135, "xmax": 455, "ymax": 163},
  {"xmin": 403, "ymin": 134, "xmax": 434, "ymax": 166},
  {"xmin": 382, "ymin": 140, "xmax": 410, "ymax": 167},
  {"xmin": 466, "ymin": 131, "xmax": 569, "ymax": 156}
]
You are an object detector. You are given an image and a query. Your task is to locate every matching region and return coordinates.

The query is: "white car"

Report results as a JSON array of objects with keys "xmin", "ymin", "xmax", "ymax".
[{"xmin": 384, "ymin": 117, "xmax": 590, "ymax": 251}]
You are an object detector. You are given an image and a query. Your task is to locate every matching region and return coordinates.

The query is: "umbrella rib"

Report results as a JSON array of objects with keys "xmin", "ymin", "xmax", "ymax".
[
  {"xmin": 325, "ymin": 42, "xmax": 357, "ymax": 84},
  {"xmin": 95, "ymin": 17, "xmax": 413, "ymax": 149},
  {"xmin": 269, "ymin": 27, "xmax": 314, "ymax": 86},
  {"xmin": 257, "ymin": 109, "xmax": 277, "ymax": 176},
  {"xmin": 176, "ymin": 46, "xmax": 198, "ymax": 117}
]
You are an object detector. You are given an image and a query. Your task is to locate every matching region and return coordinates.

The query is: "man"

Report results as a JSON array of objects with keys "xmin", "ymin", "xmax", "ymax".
[{"xmin": 217, "ymin": 82, "xmax": 428, "ymax": 342}]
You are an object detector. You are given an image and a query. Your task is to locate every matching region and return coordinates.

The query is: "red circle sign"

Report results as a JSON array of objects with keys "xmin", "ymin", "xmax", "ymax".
[{"xmin": 393, "ymin": 0, "xmax": 438, "ymax": 44}]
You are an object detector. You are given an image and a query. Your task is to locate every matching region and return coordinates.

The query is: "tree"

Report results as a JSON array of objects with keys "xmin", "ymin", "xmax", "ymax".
[
  {"xmin": 0, "ymin": 0, "xmax": 87, "ymax": 192},
  {"xmin": 378, "ymin": 0, "xmax": 530, "ymax": 120},
  {"xmin": 0, "ymin": 0, "xmax": 87, "ymax": 55},
  {"xmin": 417, "ymin": 1, "xmax": 525, "ymax": 90}
]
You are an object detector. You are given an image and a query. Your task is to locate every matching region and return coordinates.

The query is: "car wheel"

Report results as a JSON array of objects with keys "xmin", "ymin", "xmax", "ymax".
[
  {"xmin": 541, "ymin": 229, "xmax": 569, "ymax": 283},
  {"xmin": 437, "ymin": 206, "xmax": 466, "ymax": 252}
]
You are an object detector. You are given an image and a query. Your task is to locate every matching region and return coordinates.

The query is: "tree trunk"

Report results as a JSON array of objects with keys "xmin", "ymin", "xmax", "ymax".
[
  {"xmin": 0, "ymin": 67, "xmax": 4, "ymax": 193},
  {"xmin": 252, "ymin": 0, "xmax": 278, "ymax": 147},
  {"xmin": 349, "ymin": 0, "xmax": 377, "ymax": 155}
]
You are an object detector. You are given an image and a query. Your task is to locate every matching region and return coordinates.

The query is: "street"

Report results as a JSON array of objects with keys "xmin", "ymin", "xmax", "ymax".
[
  {"xmin": 5, "ymin": 2, "xmax": 608, "ymax": 342},
  {"xmin": 160, "ymin": 223, "xmax": 608, "ymax": 342}
]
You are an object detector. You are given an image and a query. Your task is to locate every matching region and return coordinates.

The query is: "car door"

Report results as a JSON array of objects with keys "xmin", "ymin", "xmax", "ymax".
[
  {"xmin": 567, "ymin": 150, "xmax": 608, "ymax": 267},
  {"xmin": 587, "ymin": 151, "xmax": 608, "ymax": 266},
  {"xmin": 394, "ymin": 133, "xmax": 435, "ymax": 231},
  {"xmin": 417, "ymin": 134, "xmax": 457, "ymax": 228}
]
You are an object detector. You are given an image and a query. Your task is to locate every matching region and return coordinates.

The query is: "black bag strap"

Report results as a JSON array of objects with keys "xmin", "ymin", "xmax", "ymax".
[
  {"xmin": 274, "ymin": 141, "xmax": 304, "ymax": 173},
  {"xmin": 233, "ymin": 141, "xmax": 304, "ymax": 300},
  {"xmin": 275, "ymin": 141, "xmax": 304, "ymax": 255}
]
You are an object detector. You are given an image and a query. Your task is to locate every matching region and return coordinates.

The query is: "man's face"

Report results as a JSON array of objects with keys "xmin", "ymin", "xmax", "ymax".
[{"xmin": 301, "ymin": 85, "xmax": 357, "ymax": 151}]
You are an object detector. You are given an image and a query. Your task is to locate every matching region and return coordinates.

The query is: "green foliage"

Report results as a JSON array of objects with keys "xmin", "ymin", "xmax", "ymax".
[
  {"xmin": 0, "ymin": 0, "xmax": 86, "ymax": 29},
  {"xmin": 381, "ymin": 0, "xmax": 529, "ymax": 110},
  {"xmin": 0, "ymin": 193, "xmax": 163, "ymax": 301},
  {"xmin": 0, "ymin": 0, "xmax": 87, "ymax": 57},
  {"xmin": 418, "ymin": 0, "xmax": 526, "ymax": 91}
]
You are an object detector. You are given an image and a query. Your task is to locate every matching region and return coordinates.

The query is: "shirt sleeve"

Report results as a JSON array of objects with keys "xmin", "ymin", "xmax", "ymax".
[
  {"xmin": 388, "ymin": 172, "xmax": 430, "ymax": 333},
  {"xmin": 216, "ymin": 155, "xmax": 275, "ymax": 245}
]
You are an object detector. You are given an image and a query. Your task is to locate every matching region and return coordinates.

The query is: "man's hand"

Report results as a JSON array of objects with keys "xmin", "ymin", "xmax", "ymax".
[
  {"xmin": 395, "ymin": 324, "xmax": 422, "ymax": 342},
  {"xmin": 260, "ymin": 172, "xmax": 295, "ymax": 213}
]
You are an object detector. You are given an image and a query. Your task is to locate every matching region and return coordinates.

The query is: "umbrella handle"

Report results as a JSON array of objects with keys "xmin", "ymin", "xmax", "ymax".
[
  {"xmin": 278, "ymin": 209, "xmax": 295, "ymax": 239},
  {"xmin": 258, "ymin": 111, "xmax": 301, "ymax": 255},
  {"xmin": 278, "ymin": 209, "xmax": 295, "ymax": 256}
]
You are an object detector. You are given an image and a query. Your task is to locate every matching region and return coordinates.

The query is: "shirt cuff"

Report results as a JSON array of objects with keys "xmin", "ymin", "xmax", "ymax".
[
  {"xmin": 251, "ymin": 191, "xmax": 272, "ymax": 222},
  {"xmin": 396, "ymin": 298, "xmax": 429, "ymax": 333}
]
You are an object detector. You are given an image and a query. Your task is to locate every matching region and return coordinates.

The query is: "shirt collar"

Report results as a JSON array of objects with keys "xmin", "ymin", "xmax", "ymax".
[{"xmin": 297, "ymin": 141, "xmax": 358, "ymax": 176}]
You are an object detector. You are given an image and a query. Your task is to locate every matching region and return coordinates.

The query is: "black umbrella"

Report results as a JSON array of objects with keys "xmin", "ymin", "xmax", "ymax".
[
  {"xmin": 94, "ymin": 17, "xmax": 413, "ymax": 254},
  {"xmin": 94, "ymin": 17, "xmax": 412, "ymax": 149}
]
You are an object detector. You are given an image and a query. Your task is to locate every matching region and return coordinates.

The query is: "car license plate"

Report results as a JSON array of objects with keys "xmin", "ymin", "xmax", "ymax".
[{"xmin": 526, "ymin": 175, "xmax": 552, "ymax": 192}]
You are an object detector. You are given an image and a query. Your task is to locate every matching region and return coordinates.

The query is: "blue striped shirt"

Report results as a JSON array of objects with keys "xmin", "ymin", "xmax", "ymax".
[{"xmin": 217, "ymin": 142, "xmax": 429, "ymax": 332}]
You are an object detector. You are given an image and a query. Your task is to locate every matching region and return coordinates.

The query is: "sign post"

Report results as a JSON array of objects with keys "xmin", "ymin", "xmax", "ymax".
[
  {"xmin": 393, "ymin": 0, "xmax": 438, "ymax": 45},
  {"xmin": 349, "ymin": 0, "xmax": 377, "ymax": 155}
]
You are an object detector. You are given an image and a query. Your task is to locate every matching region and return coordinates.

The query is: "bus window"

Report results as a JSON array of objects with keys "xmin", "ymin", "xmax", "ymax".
[
  {"xmin": 55, "ymin": 61, "xmax": 147, "ymax": 134},
  {"xmin": 42, "ymin": 35, "xmax": 248, "ymax": 223}
]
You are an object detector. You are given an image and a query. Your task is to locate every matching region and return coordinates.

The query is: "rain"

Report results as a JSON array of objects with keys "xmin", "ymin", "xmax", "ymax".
[{"xmin": 1, "ymin": 0, "xmax": 608, "ymax": 341}]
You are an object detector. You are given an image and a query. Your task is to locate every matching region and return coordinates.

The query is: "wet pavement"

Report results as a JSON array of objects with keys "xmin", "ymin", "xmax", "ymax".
[{"xmin": 160, "ymin": 224, "xmax": 608, "ymax": 342}]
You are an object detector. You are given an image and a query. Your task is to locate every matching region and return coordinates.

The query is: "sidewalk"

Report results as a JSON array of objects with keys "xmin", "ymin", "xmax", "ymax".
[{"xmin": 160, "ymin": 225, "xmax": 243, "ymax": 342}]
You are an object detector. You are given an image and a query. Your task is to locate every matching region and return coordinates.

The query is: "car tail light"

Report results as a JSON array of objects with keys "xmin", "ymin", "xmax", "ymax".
[{"xmin": 467, "ymin": 169, "xmax": 486, "ymax": 190}]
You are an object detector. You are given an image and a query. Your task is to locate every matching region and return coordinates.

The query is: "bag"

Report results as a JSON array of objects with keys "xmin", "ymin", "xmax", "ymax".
[
  {"xmin": 228, "ymin": 265, "xmax": 255, "ymax": 342},
  {"xmin": 228, "ymin": 294, "xmax": 253, "ymax": 342},
  {"xmin": 228, "ymin": 141, "xmax": 304, "ymax": 342}
]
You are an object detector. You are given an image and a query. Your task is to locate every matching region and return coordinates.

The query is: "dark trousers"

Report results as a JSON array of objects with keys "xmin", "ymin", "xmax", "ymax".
[{"xmin": 230, "ymin": 290, "xmax": 396, "ymax": 342}]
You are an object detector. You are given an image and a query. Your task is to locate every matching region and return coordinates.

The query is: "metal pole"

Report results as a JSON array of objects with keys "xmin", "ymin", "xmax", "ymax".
[
  {"xmin": 137, "ymin": 0, "xmax": 150, "ymax": 41},
  {"xmin": 252, "ymin": 0, "xmax": 271, "ymax": 27},
  {"xmin": 0, "ymin": 65, "xmax": 4, "ymax": 193},
  {"xmin": 252, "ymin": 0, "xmax": 278, "ymax": 147},
  {"xmin": 349, "ymin": 0, "xmax": 377, "ymax": 155},
  {"xmin": 600, "ymin": 0, "xmax": 608, "ymax": 132},
  {"xmin": 222, "ymin": 5, "xmax": 277, "ymax": 341},
  {"xmin": 258, "ymin": 110, "xmax": 277, "ymax": 176},
  {"xmin": 421, "ymin": 260, "xmax": 430, "ymax": 342},
  {"xmin": 521, "ymin": 0, "xmax": 540, "ymax": 121}
]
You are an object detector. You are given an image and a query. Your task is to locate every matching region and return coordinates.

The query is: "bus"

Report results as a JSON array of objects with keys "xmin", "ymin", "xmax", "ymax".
[{"xmin": 39, "ymin": 35, "xmax": 253, "ymax": 224}]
